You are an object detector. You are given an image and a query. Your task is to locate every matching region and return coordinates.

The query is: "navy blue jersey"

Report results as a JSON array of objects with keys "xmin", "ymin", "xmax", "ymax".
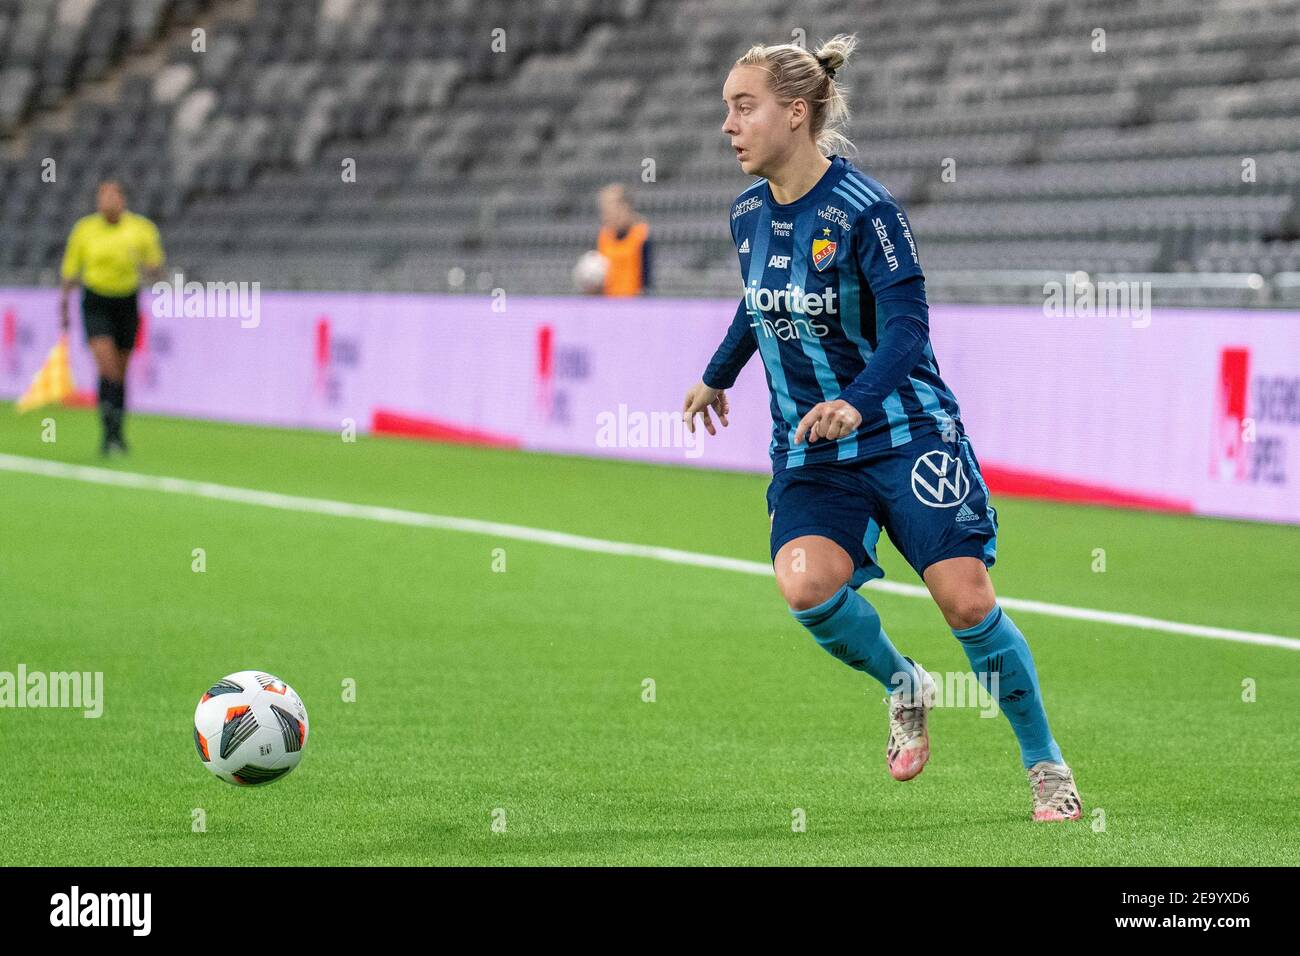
[{"xmin": 703, "ymin": 155, "xmax": 963, "ymax": 473}]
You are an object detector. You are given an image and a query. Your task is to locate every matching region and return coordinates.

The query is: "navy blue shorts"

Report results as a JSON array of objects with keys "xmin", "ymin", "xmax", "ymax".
[{"xmin": 767, "ymin": 430, "xmax": 999, "ymax": 586}]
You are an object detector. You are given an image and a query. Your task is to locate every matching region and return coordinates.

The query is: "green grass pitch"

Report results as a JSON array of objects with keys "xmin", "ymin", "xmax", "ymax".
[{"xmin": 1, "ymin": 402, "xmax": 1297, "ymax": 865}]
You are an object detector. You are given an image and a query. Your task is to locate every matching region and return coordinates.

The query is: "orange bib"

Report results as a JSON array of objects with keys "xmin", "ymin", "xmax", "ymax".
[{"xmin": 597, "ymin": 222, "xmax": 649, "ymax": 296}]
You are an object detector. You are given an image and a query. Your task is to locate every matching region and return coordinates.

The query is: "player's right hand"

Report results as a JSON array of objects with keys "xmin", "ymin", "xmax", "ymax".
[{"xmin": 682, "ymin": 380, "xmax": 729, "ymax": 436}]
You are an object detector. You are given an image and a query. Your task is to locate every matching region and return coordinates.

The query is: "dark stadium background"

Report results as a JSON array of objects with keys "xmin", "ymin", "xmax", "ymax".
[{"xmin": 2, "ymin": 0, "xmax": 1298, "ymax": 300}]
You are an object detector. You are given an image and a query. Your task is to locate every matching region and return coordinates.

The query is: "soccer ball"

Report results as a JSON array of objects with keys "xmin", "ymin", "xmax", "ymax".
[
  {"xmin": 193, "ymin": 670, "xmax": 309, "ymax": 786},
  {"xmin": 572, "ymin": 249, "xmax": 608, "ymax": 293}
]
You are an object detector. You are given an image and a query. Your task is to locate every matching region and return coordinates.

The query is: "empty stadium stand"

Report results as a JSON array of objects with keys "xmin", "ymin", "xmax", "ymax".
[{"xmin": 1, "ymin": 0, "xmax": 1298, "ymax": 304}]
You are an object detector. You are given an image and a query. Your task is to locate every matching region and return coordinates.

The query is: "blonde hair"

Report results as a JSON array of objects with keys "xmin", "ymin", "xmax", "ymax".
[{"xmin": 734, "ymin": 33, "xmax": 857, "ymax": 156}]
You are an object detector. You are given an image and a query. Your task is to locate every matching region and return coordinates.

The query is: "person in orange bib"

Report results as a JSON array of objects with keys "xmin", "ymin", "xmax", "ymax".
[{"xmin": 596, "ymin": 185, "xmax": 653, "ymax": 296}]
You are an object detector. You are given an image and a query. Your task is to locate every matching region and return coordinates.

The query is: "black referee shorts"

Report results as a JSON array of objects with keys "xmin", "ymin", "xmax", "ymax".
[{"xmin": 82, "ymin": 288, "xmax": 140, "ymax": 351}]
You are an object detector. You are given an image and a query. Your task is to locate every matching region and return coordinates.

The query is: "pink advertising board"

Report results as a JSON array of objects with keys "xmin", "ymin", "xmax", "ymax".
[{"xmin": 1, "ymin": 287, "xmax": 1297, "ymax": 524}]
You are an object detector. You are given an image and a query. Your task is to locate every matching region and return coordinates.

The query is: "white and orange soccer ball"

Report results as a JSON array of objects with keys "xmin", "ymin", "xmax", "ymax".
[
  {"xmin": 193, "ymin": 671, "xmax": 309, "ymax": 786},
  {"xmin": 572, "ymin": 249, "xmax": 609, "ymax": 293}
]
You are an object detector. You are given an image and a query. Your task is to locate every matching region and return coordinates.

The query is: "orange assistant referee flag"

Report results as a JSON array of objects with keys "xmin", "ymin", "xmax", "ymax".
[{"xmin": 16, "ymin": 334, "xmax": 76, "ymax": 413}]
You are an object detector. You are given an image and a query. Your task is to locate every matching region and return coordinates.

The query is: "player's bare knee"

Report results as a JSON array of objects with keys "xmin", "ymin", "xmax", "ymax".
[
  {"xmin": 776, "ymin": 571, "xmax": 843, "ymax": 612},
  {"xmin": 944, "ymin": 594, "xmax": 996, "ymax": 631}
]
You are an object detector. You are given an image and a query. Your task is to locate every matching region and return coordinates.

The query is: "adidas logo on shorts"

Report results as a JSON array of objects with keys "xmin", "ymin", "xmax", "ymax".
[{"xmin": 955, "ymin": 502, "xmax": 979, "ymax": 523}]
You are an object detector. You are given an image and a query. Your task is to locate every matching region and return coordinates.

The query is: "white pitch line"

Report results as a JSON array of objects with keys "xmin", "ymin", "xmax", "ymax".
[{"xmin": 2, "ymin": 451, "xmax": 1298, "ymax": 652}]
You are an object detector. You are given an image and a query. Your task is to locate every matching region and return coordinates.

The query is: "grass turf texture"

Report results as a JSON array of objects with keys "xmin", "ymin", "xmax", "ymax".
[{"xmin": 1, "ymin": 403, "xmax": 1297, "ymax": 866}]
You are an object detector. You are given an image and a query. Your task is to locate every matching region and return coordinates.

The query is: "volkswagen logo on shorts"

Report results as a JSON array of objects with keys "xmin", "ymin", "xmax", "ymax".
[{"xmin": 910, "ymin": 450, "xmax": 970, "ymax": 508}]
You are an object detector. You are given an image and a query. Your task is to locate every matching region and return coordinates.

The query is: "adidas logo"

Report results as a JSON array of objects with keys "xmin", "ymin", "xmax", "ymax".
[
  {"xmin": 955, "ymin": 502, "xmax": 979, "ymax": 523},
  {"xmin": 738, "ymin": 237, "xmax": 750, "ymax": 254}
]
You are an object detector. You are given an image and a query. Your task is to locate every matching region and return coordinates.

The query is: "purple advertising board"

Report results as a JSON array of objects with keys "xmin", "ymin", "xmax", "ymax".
[{"xmin": 2, "ymin": 286, "xmax": 1298, "ymax": 524}]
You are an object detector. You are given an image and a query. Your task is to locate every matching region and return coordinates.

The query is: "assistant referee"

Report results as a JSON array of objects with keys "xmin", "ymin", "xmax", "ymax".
[{"xmin": 59, "ymin": 179, "xmax": 165, "ymax": 455}]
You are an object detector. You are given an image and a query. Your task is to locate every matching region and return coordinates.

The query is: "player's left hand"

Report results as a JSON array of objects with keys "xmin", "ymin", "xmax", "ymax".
[{"xmin": 794, "ymin": 400, "xmax": 861, "ymax": 444}]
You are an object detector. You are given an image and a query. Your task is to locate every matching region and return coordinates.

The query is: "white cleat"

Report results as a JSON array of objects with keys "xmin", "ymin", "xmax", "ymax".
[
  {"xmin": 886, "ymin": 657, "xmax": 936, "ymax": 782},
  {"xmin": 1028, "ymin": 761, "xmax": 1083, "ymax": 821}
]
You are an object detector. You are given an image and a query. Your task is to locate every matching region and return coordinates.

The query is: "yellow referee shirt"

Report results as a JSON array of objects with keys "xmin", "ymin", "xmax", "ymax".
[{"xmin": 60, "ymin": 211, "xmax": 165, "ymax": 297}]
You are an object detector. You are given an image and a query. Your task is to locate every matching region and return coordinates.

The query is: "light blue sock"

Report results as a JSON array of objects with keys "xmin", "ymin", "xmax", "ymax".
[
  {"xmin": 792, "ymin": 585, "xmax": 918, "ymax": 695},
  {"xmin": 953, "ymin": 605, "xmax": 1063, "ymax": 768}
]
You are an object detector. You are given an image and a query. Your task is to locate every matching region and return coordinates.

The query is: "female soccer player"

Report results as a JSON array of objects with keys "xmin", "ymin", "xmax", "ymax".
[
  {"xmin": 59, "ymin": 179, "xmax": 165, "ymax": 455},
  {"xmin": 682, "ymin": 35, "xmax": 1083, "ymax": 821}
]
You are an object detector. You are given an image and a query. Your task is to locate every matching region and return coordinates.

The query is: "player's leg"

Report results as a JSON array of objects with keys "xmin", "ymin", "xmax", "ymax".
[
  {"xmin": 883, "ymin": 429, "xmax": 1081, "ymax": 818},
  {"xmin": 769, "ymin": 469, "xmax": 917, "ymax": 694},
  {"xmin": 768, "ymin": 468, "xmax": 935, "ymax": 780},
  {"xmin": 81, "ymin": 289, "xmax": 129, "ymax": 454},
  {"xmin": 923, "ymin": 555, "xmax": 1080, "ymax": 820},
  {"xmin": 111, "ymin": 297, "xmax": 139, "ymax": 450},
  {"xmin": 113, "ymin": 344, "xmax": 133, "ymax": 451},
  {"xmin": 106, "ymin": 298, "xmax": 139, "ymax": 452},
  {"xmin": 923, "ymin": 555, "xmax": 1063, "ymax": 767},
  {"xmin": 85, "ymin": 333, "xmax": 124, "ymax": 455},
  {"xmin": 917, "ymin": 433, "xmax": 1065, "ymax": 771},
  {"xmin": 774, "ymin": 533, "xmax": 917, "ymax": 694}
]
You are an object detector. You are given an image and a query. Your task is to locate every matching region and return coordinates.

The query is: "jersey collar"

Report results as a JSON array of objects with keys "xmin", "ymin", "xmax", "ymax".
[{"xmin": 763, "ymin": 155, "xmax": 844, "ymax": 213}]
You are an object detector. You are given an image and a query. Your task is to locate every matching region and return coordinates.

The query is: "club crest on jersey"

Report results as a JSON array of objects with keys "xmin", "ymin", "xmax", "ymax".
[
  {"xmin": 811, "ymin": 228, "xmax": 838, "ymax": 271},
  {"xmin": 811, "ymin": 231, "xmax": 842, "ymax": 274}
]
